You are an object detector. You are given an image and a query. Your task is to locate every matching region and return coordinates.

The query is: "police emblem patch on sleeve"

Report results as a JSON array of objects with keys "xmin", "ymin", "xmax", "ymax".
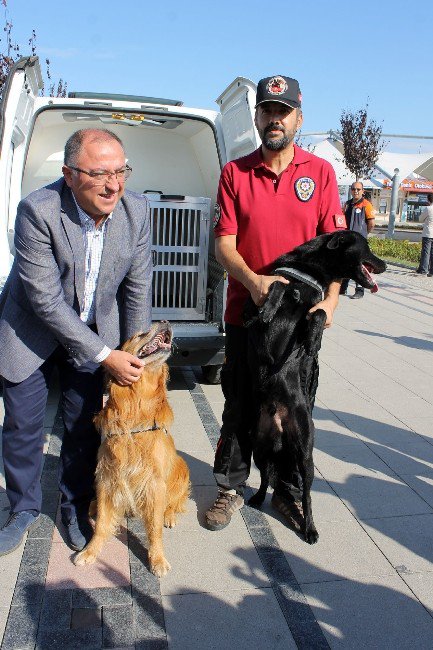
[
  {"xmin": 213, "ymin": 203, "xmax": 221, "ymax": 228},
  {"xmin": 294, "ymin": 177, "xmax": 315, "ymax": 201}
]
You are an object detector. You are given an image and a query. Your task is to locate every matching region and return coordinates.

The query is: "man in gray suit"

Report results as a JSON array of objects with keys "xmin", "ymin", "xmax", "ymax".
[{"xmin": 0, "ymin": 128, "xmax": 152, "ymax": 555}]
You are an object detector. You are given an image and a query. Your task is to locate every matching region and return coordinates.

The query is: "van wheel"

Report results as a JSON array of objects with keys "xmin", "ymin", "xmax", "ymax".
[{"xmin": 201, "ymin": 364, "xmax": 222, "ymax": 385}]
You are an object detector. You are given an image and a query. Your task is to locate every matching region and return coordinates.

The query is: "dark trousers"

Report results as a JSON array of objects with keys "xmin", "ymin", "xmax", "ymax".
[
  {"xmin": 213, "ymin": 325, "xmax": 254, "ymax": 493},
  {"xmin": 418, "ymin": 237, "xmax": 433, "ymax": 274},
  {"xmin": 1, "ymin": 345, "xmax": 104, "ymax": 522},
  {"xmin": 213, "ymin": 324, "xmax": 319, "ymax": 496},
  {"xmin": 340, "ymin": 278, "xmax": 364, "ymax": 295}
]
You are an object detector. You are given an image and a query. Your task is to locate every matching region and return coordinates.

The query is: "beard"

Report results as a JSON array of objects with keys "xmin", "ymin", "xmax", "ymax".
[{"xmin": 261, "ymin": 123, "xmax": 297, "ymax": 151}]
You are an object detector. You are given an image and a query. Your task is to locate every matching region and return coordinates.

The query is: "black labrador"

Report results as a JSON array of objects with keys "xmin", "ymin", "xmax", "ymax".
[{"xmin": 243, "ymin": 230, "xmax": 386, "ymax": 544}]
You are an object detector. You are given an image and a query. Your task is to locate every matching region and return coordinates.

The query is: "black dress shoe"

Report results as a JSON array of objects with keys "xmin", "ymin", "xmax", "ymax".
[{"xmin": 64, "ymin": 516, "xmax": 93, "ymax": 551}]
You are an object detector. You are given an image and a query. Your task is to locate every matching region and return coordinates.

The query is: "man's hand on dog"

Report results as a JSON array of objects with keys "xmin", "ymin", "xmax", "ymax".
[
  {"xmin": 248, "ymin": 274, "xmax": 290, "ymax": 306},
  {"xmin": 101, "ymin": 350, "xmax": 145, "ymax": 385},
  {"xmin": 308, "ymin": 282, "xmax": 341, "ymax": 328}
]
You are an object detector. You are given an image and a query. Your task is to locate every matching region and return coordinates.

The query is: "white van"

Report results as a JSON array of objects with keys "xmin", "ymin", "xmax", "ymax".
[{"xmin": 0, "ymin": 56, "xmax": 261, "ymax": 383}]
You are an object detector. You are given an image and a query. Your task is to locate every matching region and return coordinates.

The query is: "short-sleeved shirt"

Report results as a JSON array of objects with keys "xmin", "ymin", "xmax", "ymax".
[
  {"xmin": 344, "ymin": 197, "xmax": 375, "ymax": 238},
  {"xmin": 214, "ymin": 145, "xmax": 345, "ymax": 326},
  {"xmin": 420, "ymin": 204, "xmax": 433, "ymax": 238}
]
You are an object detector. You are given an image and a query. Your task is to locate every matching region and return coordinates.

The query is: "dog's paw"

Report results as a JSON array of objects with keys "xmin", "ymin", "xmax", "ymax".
[
  {"xmin": 248, "ymin": 493, "xmax": 264, "ymax": 508},
  {"xmin": 74, "ymin": 548, "xmax": 97, "ymax": 565},
  {"xmin": 164, "ymin": 513, "xmax": 177, "ymax": 528},
  {"xmin": 150, "ymin": 556, "xmax": 171, "ymax": 577},
  {"xmin": 304, "ymin": 527, "xmax": 319, "ymax": 545}
]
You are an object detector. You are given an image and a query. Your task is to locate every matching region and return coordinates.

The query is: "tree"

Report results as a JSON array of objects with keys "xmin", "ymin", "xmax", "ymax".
[
  {"xmin": 0, "ymin": 0, "xmax": 67, "ymax": 101},
  {"xmin": 339, "ymin": 104, "xmax": 384, "ymax": 180}
]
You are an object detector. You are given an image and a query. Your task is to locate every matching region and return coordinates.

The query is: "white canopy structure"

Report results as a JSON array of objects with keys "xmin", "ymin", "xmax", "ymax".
[
  {"xmin": 376, "ymin": 151, "xmax": 433, "ymax": 182},
  {"xmin": 301, "ymin": 132, "xmax": 433, "ymax": 185},
  {"xmin": 310, "ymin": 140, "xmax": 355, "ymax": 185}
]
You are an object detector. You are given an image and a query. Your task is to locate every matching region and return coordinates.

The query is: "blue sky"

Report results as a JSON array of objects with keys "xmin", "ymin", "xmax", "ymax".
[{"xmin": 3, "ymin": 0, "xmax": 433, "ymax": 139}]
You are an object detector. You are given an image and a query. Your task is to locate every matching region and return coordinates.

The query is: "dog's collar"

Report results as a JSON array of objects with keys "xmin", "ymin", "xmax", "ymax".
[
  {"xmin": 273, "ymin": 267, "xmax": 324, "ymax": 301},
  {"xmin": 129, "ymin": 421, "xmax": 168, "ymax": 436}
]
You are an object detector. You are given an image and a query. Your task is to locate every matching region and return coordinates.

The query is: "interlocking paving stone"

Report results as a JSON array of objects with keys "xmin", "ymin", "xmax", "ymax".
[
  {"xmin": 2, "ymin": 602, "xmax": 41, "ymax": 649},
  {"xmin": 21, "ymin": 537, "xmax": 51, "ymax": 568},
  {"xmin": 130, "ymin": 561, "xmax": 160, "ymax": 598},
  {"xmin": 133, "ymin": 596, "xmax": 166, "ymax": 643},
  {"xmin": 163, "ymin": 589, "xmax": 297, "ymax": 650},
  {"xmin": 41, "ymin": 490, "xmax": 60, "ymax": 516},
  {"xmin": 102, "ymin": 604, "xmax": 135, "ymax": 648},
  {"xmin": 27, "ymin": 513, "xmax": 56, "ymax": 539},
  {"xmin": 41, "ymin": 470, "xmax": 59, "ymax": 490},
  {"xmin": 11, "ymin": 580, "xmax": 45, "ymax": 606},
  {"xmin": 128, "ymin": 533, "xmax": 150, "ymax": 566},
  {"xmin": 46, "ymin": 528, "xmax": 130, "ymax": 590},
  {"xmin": 127, "ymin": 518, "xmax": 147, "ymax": 540},
  {"xmin": 35, "ymin": 628, "xmax": 102, "ymax": 649},
  {"xmin": 39, "ymin": 589, "xmax": 72, "ymax": 630},
  {"xmin": 135, "ymin": 640, "xmax": 167, "ymax": 650},
  {"xmin": 302, "ymin": 573, "xmax": 433, "ymax": 649},
  {"xmin": 15, "ymin": 564, "xmax": 47, "ymax": 585},
  {"xmin": 73, "ymin": 587, "xmax": 132, "ymax": 608}
]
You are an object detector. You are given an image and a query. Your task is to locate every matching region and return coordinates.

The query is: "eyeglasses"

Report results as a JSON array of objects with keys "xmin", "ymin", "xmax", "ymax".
[
  {"xmin": 351, "ymin": 187, "xmax": 362, "ymax": 192},
  {"xmin": 68, "ymin": 165, "xmax": 132, "ymax": 185}
]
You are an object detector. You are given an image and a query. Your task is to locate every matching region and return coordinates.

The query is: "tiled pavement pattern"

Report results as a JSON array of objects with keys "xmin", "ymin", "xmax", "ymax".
[{"xmin": 1, "ymin": 264, "xmax": 433, "ymax": 648}]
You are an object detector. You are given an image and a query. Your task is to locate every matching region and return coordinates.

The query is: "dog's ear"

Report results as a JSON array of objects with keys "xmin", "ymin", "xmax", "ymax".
[
  {"xmin": 304, "ymin": 309, "xmax": 327, "ymax": 356},
  {"xmin": 258, "ymin": 281, "xmax": 286, "ymax": 324},
  {"xmin": 327, "ymin": 231, "xmax": 356, "ymax": 250}
]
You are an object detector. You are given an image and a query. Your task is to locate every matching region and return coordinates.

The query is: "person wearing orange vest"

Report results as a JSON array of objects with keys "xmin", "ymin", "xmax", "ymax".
[{"xmin": 340, "ymin": 182, "xmax": 375, "ymax": 299}]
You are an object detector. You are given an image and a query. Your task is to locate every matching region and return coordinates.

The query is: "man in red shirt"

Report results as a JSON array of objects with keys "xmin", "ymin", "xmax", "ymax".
[{"xmin": 205, "ymin": 75, "xmax": 345, "ymax": 531}]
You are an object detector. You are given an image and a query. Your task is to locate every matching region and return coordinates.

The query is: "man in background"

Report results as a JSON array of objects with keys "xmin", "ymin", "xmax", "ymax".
[{"xmin": 340, "ymin": 181, "xmax": 375, "ymax": 298}]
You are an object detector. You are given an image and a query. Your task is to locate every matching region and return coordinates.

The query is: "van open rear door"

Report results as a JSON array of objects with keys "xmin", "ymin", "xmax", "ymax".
[
  {"xmin": 215, "ymin": 77, "xmax": 260, "ymax": 164},
  {"xmin": 0, "ymin": 56, "xmax": 43, "ymax": 285}
]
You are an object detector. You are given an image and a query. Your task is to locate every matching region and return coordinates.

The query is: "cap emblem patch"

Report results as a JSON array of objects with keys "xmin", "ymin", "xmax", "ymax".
[
  {"xmin": 295, "ymin": 177, "xmax": 315, "ymax": 202},
  {"xmin": 267, "ymin": 76, "xmax": 288, "ymax": 96}
]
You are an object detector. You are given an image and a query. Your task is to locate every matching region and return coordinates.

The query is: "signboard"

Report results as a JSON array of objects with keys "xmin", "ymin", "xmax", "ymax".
[{"xmin": 382, "ymin": 178, "xmax": 433, "ymax": 192}]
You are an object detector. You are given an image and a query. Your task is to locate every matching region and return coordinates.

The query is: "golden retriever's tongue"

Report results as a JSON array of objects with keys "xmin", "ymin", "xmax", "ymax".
[{"xmin": 362, "ymin": 264, "xmax": 379, "ymax": 293}]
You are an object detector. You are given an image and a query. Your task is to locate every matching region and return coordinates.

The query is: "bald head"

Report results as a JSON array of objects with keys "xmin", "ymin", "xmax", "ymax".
[{"xmin": 64, "ymin": 129, "xmax": 124, "ymax": 167}]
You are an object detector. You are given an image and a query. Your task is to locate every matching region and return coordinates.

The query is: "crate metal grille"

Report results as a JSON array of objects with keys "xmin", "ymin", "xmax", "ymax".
[{"xmin": 149, "ymin": 197, "xmax": 211, "ymax": 320}]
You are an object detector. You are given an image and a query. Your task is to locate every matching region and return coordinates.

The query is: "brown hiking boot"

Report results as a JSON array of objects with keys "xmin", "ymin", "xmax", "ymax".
[
  {"xmin": 271, "ymin": 492, "xmax": 303, "ymax": 532},
  {"xmin": 205, "ymin": 491, "xmax": 244, "ymax": 531}
]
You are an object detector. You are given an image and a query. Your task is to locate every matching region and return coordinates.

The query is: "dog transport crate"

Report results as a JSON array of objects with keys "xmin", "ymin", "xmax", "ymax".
[{"xmin": 147, "ymin": 194, "xmax": 211, "ymax": 321}]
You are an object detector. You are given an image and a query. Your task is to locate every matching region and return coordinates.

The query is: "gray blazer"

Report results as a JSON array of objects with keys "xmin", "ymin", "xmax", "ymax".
[{"xmin": 0, "ymin": 178, "xmax": 153, "ymax": 383}]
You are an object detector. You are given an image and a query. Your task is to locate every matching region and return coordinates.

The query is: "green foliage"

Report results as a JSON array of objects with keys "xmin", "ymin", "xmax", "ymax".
[{"xmin": 368, "ymin": 236, "xmax": 420, "ymax": 264}]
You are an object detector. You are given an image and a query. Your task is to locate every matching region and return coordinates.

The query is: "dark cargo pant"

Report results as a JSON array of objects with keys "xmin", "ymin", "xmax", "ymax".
[{"xmin": 213, "ymin": 324, "xmax": 319, "ymax": 496}]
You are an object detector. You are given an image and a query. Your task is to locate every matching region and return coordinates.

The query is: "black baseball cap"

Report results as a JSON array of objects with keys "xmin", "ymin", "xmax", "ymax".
[{"xmin": 255, "ymin": 75, "xmax": 302, "ymax": 109}]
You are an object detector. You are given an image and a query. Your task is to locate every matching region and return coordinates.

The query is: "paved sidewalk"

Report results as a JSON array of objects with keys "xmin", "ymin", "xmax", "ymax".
[{"xmin": 1, "ymin": 265, "xmax": 433, "ymax": 649}]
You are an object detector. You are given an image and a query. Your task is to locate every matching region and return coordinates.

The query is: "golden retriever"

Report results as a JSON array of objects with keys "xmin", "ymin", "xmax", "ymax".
[{"xmin": 74, "ymin": 321, "xmax": 190, "ymax": 577}]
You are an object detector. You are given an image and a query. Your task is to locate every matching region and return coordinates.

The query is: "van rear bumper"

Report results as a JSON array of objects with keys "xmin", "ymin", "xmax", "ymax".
[{"xmin": 169, "ymin": 332, "xmax": 225, "ymax": 367}]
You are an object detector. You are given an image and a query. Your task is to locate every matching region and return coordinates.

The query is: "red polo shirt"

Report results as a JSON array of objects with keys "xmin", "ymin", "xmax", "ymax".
[{"xmin": 214, "ymin": 145, "xmax": 345, "ymax": 325}]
